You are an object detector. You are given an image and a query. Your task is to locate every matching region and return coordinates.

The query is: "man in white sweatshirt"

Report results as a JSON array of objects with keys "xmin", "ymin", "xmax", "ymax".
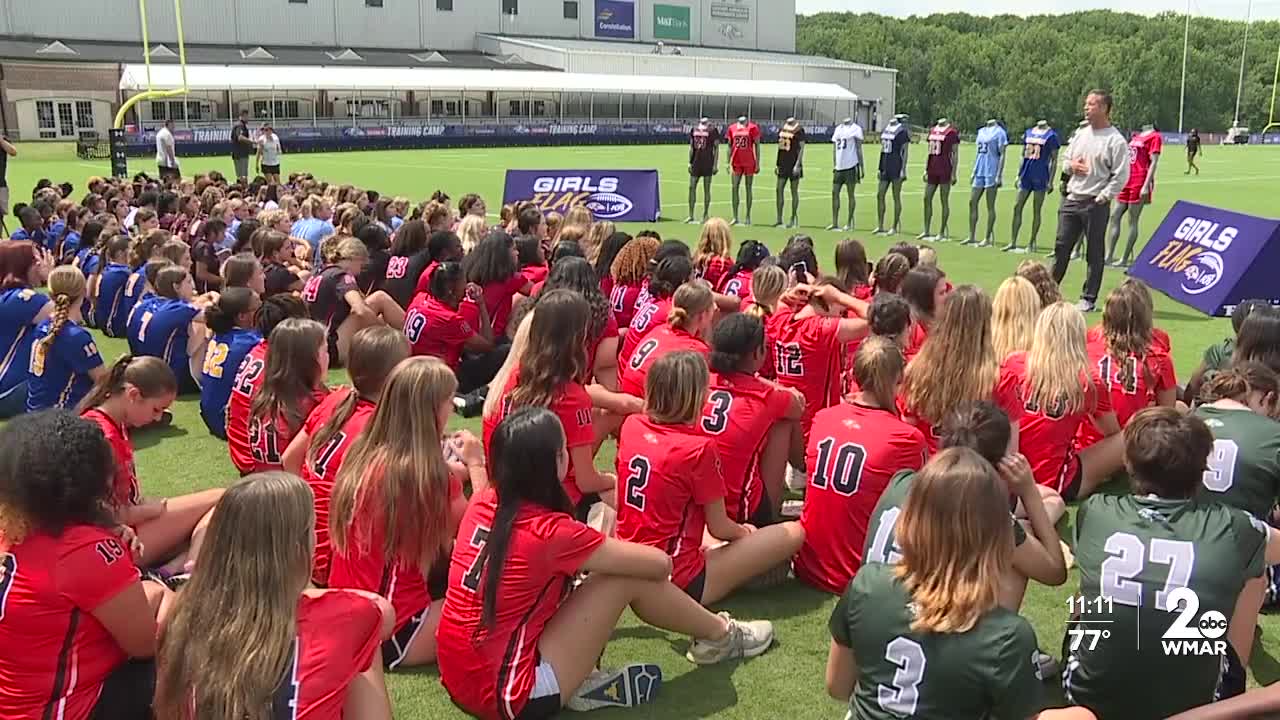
[
  {"xmin": 155, "ymin": 118, "xmax": 179, "ymax": 185},
  {"xmin": 1051, "ymin": 89, "xmax": 1129, "ymax": 312}
]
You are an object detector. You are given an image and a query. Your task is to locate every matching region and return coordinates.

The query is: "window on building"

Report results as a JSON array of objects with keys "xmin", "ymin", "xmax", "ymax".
[
  {"xmin": 563, "ymin": 1, "xmax": 578, "ymax": 19},
  {"xmin": 151, "ymin": 101, "xmax": 166, "ymax": 121},
  {"xmin": 502, "ymin": 0, "xmax": 518, "ymax": 14},
  {"xmin": 187, "ymin": 101, "xmax": 206, "ymax": 121},
  {"xmin": 36, "ymin": 100, "xmax": 56, "ymax": 139},
  {"xmin": 253, "ymin": 99, "xmax": 302, "ymax": 120},
  {"xmin": 436, "ymin": 0, "xmax": 452, "ymax": 9},
  {"xmin": 75, "ymin": 101, "xmax": 95, "ymax": 129},
  {"xmin": 288, "ymin": 0, "xmax": 306, "ymax": 4},
  {"xmin": 365, "ymin": 0, "xmax": 382, "ymax": 6},
  {"xmin": 167, "ymin": 100, "xmax": 186, "ymax": 121},
  {"xmin": 57, "ymin": 103, "xmax": 74, "ymax": 135}
]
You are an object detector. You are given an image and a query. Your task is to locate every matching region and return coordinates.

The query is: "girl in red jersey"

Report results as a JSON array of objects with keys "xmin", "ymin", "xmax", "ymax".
[
  {"xmin": 517, "ymin": 257, "xmax": 621, "ymax": 390},
  {"xmin": 462, "ymin": 231, "xmax": 532, "ymax": 338},
  {"xmin": 898, "ymin": 284, "xmax": 1023, "ymax": 453},
  {"xmin": 741, "ymin": 263, "xmax": 786, "ymax": 380},
  {"xmin": 693, "ymin": 218, "xmax": 733, "ymax": 289},
  {"xmin": 328, "ymin": 356, "xmax": 485, "ymax": 671},
  {"xmin": 402, "ymin": 229, "xmax": 463, "ymax": 304},
  {"xmin": 717, "ymin": 239, "xmax": 770, "ymax": 301},
  {"xmin": 156, "ymin": 472, "xmax": 395, "ymax": 720},
  {"xmin": 620, "ymin": 282, "xmax": 715, "ymax": 397},
  {"xmin": 304, "ymin": 236, "xmax": 405, "ymax": 367},
  {"xmin": 78, "ymin": 356, "xmax": 223, "ymax": 576},
  {"xmin": 224, "ymin": 294, "xmax": 310, "ymax": 474},
  {"xmin": 516, "ymin": 235, "xmax": 549, "ymax": 286},
  {"xmin": 282, "ymin": 325, "xmax": 410, "ymax": 585},
  {"xmin": 899, "ymin": 265, "xmax": 948, "ymax": 359},
  {"xmin": 618, "ymin": 254, "xmax": 694, "ymax": 366},
  {"xmin": 593, "ymin": 230, "xmax": 632, "ymax": 300},
  {"xmin": 484, "ymin": 290, "xmax": 628, "ymax": 519},
  {"xmin": 699, "ymin": 313, "xmax": 804, "ymax": 524},
  {"xmin": 997, "ymin": 301, "xmax": 1124, "ymax": 502},
  {"xmin": 870, "ymin": 251, "xmax": 910, "ymax": 295},
  {"xmin": 992, "ymin": 275, "xmax": 1041, "ymax": 361},
  {"xmin": 834, "ymin": 238, "xmax": 872, "ymax": 300},
  {"xmin": 616, "ymin": 351, "xmax": 806, "ymax": 606},
  {"xmin": 607, "ymin": 235, "xmax": 659, "ymax": 329},
  {"xmin": 795, "ymin": 337, "xmax": 928, "ymax": 594},
  {"xmin": 1077, "ymin": 281, "xmax": 1177, "ymax": 450},
  {"xmin": 404, "ymin": 262, "xmax": 504, "ymax": 393},
  {"xmin": 439, "ymin": 407, "xmax": 776, "ymax": 720},
  {"xmin": 0, "ymin": 410, "xmax": 170, "ymax": 720},
  {"xmin": 235, "ymin": 319, "xmax": 330, "ymax": 474}
]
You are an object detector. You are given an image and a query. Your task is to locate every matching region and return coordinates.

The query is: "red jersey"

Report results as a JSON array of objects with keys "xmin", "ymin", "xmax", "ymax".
[
  {"xmin": 618, "ymin": 297, "xmax": 673, "ymax": 367},
  {"xmin": 459, "ymin": 275, "xmax": 528, "ymax": 338},
  {"xmin": 697, "ymin": 371, "xmax": 793, "ymax": 521},
  {"xmin": 997, "ymin": 352, "xmax": 1112, "ymax": 492},
  {"xmin": 301, "ymin": 389, "xmax": 377, "ymax": 585},
  {"xmin": 614, "ymin": 416, "xmax": 725, "ymax": 588},
  {"xmin": 794, "ymin": 402, "xmax": 928, "ymax": 594},
  {"xmin": 697, "ymin": 255, "xmax": 732, "ymax": 290},
  {"xmin": 80, "ymin": 408, "xmax": 138, "ymax": 508},
  {"xmin": 585, "ymin": 313, "xmax": 619, "ymax": 380},
  {"xmin": 437, "ymin": 489, "xmax": 604, "ymax": 720},
  {"xmin": 1086, "ymin": 325, "xmax": 1171, "ymax": 355},
  {"xmin": 725, "ymin": 121, "xmax": 762, "ymax": 173},
  {"xmin": 1077, "ymin": 336, "xmax": 1176, "ymax": 448},
  {"xmin": 618, "ymin": 324, "xmax": 709, "ymax": 398},
  {"xmin": 717, "ymin": 268, "xmax": 754, "ymax": 302},
  {"xmin": 328, "ymin": 475, "xmax": 461, "ymax": 633},
  {"xmin": 226, "ymin": 340, "xmax": 268, "ymax": 473},
  {"xmin": 1124, "ymin": 129, "xmax": 1163, "ymax": 191},
  {"xmin": 282, "ymin": 590, "xmax": 385, "ymax": 720},
  {"xmin": 0, "ymin": 526, "xmax": 139, "ymax": 720},
  {"xmin": 482, "ymin": 369, "xmax": 595, "ymax": 505},
  {"xmin": 898, "ymin": 379, "xmax": 1024, "ymax": 454},
  {"xmin": 608, "ymin": 280, "xmax": 644, "ymax": 329},
  {"xmin": 520, "ymin": 264, "xmax": 548, "ymax": 287},
  {"xmin": 599, "ymin": 274, "xmax": 615, "ymax": 301},
  {"xmin": 413, "ymin": 260, "xmax": 440, "ymax": 298},
  {"xmin": 903, "ymin": 321, "xmax": 928, "ymax": 361},
  {"xmin": 404, "ymin": 294, "xmax": 476, "ymax": 370},
  {"xmin": 773, "ymin": 310, "xmax": 843, "ymax": 443}
]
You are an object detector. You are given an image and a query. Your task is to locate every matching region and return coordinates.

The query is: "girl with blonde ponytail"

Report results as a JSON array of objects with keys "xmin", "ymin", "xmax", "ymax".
[
  {"xmin": 26, "ymin": 266, "xmax": 106, "ymax": 411},
  {"xmin": 618, "ymin": 281, "xmax": 715, "ymax": 397}
]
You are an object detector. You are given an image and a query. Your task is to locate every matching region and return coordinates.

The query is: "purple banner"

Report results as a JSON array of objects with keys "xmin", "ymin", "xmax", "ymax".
[
  {"xmin": 595, "ymin": 0, "xmax": 636, "ymax": 39},
  {"xmin": 503, "ymin": 169, "xmax": 660, "ymax": 223},
  {"xmin": 1127, "ymin": 201, "xmax": 1280, "ymax": 316}
]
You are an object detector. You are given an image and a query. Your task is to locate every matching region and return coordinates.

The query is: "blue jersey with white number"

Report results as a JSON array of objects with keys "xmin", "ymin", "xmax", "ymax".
[
  {"xmin": 0, "ymin": 286, "xmax": 50, "ymax": 399},
  {"xmin": 127, "ymin": 296, "xmax": 199, "ymax": 380},
  {"xmin": 972, "ymin": 125, "xmax": 1009, "ymax": 180},
  {"xmin": 1018, "ymin": 127, "xmax": 1061, "ymax": 190},
  {"xmin": 199, "ymin": 326, "xmax": 262, "ymax": 439},
  {"xmin": 93, "ymin": 263, "xmax": 134, "ymax": 337},
  {"xmin": 26, "ymin": 320, "xmax": 103, "ymax": 411}
]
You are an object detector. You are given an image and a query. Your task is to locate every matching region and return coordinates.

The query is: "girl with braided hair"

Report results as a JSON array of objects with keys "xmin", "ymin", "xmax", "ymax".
[{"xmin": 26, "ymin": 266, "xmax": 106, "ymax": 411}]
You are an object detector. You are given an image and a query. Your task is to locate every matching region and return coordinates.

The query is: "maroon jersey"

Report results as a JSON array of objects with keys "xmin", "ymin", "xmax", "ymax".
[
  {"xmin": 437, "ymin": 489, "xmax": 604, "ymax": 720},
  {"xmin": 697, "ymin": 371, "xmax": 794, "ymax": 521},
  {"xmin": 794, "ymin": 402, "xmax": 928, "ymax": 594},
  {"xmin": 302, "ymin": 266, "xmax": 359, "ymax": 350},
  {"xmin": 924, "ymin": 124, "xmax": 961, "ymax": 183}
]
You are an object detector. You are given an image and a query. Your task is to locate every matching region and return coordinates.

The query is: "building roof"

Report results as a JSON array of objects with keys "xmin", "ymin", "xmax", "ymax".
[
  {"xmin": 0, "ymin": 37, "xmax": 549, "ymax": 70},
  {"xmin": 120, "ymin": 63, "xmax": 858, "ymax": 101},
  {"xmin": 481, "ymin": 34, "xmax": 896, "ymax": 73}
]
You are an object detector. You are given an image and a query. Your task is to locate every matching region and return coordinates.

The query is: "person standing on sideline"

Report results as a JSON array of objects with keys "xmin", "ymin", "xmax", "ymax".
[
  {"xmin": 155, "ymin": 119, "xmax": 179, "ymax": 186},
  {"xmin": 1186, "ymin": 129, "xmax": 1202, "ymax": 175},
  {"xmin": 0, "ymin": 134, "xmax": 17, "ymax": 236},
  {"xmin": 1051, "ymin": 90, "xmax": 1129, "ymax": 313},
  {"xmin": 256, "ymin": 123, "xmax": 283, "ymax": 185},
  {"xmin": 230, "ymin": 109, "xmax": 255, "ymax": 184}
]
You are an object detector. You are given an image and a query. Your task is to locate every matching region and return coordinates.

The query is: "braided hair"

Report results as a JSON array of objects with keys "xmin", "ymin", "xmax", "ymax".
[{"xmin": 34, "ymin": 267, "xmax": 86, "ymax": 368}]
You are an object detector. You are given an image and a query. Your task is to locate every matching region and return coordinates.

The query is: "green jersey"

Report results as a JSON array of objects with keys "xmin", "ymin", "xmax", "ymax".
[
  {"xmin": 1195, "ymin": 405, "xmax": 1280, "ymax": 521},
  {"xmin": 862, "ymin": 471, "xmax": 1025, "ymax": 567},
  {"xmin": 1066, "ymin": 494, "xmax": 1267, "ymax": 720},
  {"xmin": 830, "ymin": 563, "xmax": 1043, "ymax": 720},
  {"xmin": 1201, "ymin": 337, "xmax": 1234, "ymax": 374}
]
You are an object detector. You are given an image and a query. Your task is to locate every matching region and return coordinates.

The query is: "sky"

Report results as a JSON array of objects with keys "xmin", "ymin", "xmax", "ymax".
[{"xmin": 794, "ymin": 0, "xmax": 1280, "ymax": 21}]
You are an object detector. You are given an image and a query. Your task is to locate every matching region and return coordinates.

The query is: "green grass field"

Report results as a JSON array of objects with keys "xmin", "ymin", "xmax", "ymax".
[{"xmin": 13, "ymin": 140, "xmax": 1280, "ymax": 718}]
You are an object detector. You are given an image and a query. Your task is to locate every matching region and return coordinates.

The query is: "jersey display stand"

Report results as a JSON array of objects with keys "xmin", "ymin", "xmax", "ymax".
[
  {"xmin": 1007, "ymin": 122, "xmax": 1060, "ymax": 254},
  {"xmin": 1128, "ymin": 200, "xmax": 1280, "ymax": 316}
]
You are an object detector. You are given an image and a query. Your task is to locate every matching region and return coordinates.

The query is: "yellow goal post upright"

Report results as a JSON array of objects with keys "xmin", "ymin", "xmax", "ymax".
[
  {"xmin": 108, "ymin": 0, "xmax": 189, "ymax": 176},
  {"xmin": 1264, "ymin": 41, "xmax": 1280, "ymax": 137}
]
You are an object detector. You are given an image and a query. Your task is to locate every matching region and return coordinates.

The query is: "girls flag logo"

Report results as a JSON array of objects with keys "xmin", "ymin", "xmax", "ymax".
[{"xmin": 1179, "ymin": 251, "xmax": 1223, "ymax": 296}]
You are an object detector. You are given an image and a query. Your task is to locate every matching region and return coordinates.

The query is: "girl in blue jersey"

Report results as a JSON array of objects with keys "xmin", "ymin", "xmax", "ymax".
[
  {"xmin": 128, "ymin": 265, "xmax": 217, "ymax": 395},
  {"xmin": 0, "ymin": 242, "xmax": 53, "ymax": 418},
  {"xmin": 88, "ymin": 234, "xmax": 132, "ymax": 335},
  {"xmin": 55, "ymin": 206, "xmax": 88, "ymax": 264},
  {"xmin": 27, "ymin": 267, "xmax": 106, "ymax": 411},
  {"xmin": 199, "ymin": 287, "xmax": 263, "ymax": 439},
  {"xmin": 71, "ymin": 219, "xmax": 106, "ymax": 275},
  {"xmin": 120, "ymin": 229, "xmax": 170, "ymax": 333}
]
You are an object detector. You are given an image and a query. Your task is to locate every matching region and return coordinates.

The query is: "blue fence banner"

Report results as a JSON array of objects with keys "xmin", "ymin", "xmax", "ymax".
[
  {"xmin": 503, "ymin": 169, "xmax": 660, "ymax": 223},
  {"xmin": 1127, "ymin": 200, "xmax": 1280, "ymax": 316},
  {"xmin": 595, "ymin": 0, "xmax": 636, "ymax": 39}
]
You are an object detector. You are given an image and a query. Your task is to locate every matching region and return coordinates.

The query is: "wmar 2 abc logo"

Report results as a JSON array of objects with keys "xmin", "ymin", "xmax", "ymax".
[{"xmin": 1161, "ymin": 587, "xmax": 1228, "ymax": 656}]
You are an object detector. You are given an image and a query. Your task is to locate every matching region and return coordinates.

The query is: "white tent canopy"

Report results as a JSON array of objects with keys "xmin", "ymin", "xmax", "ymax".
[{"xmin": 119, "ymin": 63, "xmax": 857, "ymax": 102}]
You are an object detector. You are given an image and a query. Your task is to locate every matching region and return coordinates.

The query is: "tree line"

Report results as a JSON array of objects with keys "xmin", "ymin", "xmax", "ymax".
[{"xmin": 797, "ymin": 10, "xmax": 1280, "ymax": 134}]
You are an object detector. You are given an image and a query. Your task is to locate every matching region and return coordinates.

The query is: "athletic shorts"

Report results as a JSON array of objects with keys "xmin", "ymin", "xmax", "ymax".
[
  {"xmin": 776, "ymin": 166, "xmax": 802, "ymax": 180},
  {"xmin": 732, "ymin": 161, "xmax": 759, "ymax": 176},
  {"xmin": 1058, "ymin": 457, "xmax": 1084, "ymax": 503},
  {"xmin": 157, "ymin": 165, "xmax": 180, "ymax": 181},
  {"xmin": 1117, "ymin": 180, "xmax": 1154, "ymax": 204},
  {"xmin": 90, "ymin": 659, "xmax": 156, "ymax": 720},
  {"xmin": 682, "ymin": 567, "xmax": 707, "ymax": 604},
  {"xmin": 747, "ymin": 487, "xmax": 776, "ymax": 528},
  {"xmin": 972, "ymin": 175, "xmax": 1000, "ymax": 190},
  {"xmin": 878, "ymin": 167, "xmax": 905, "ymax": 183},
  {"xmin": 383, "ymin": 605, "xmax": 432, "ymax": 669},
  {"xmin": 262, "ymin": 164, "xmax": 281, "ymax": 176},
  {"xmin": 1019, "ymin": 177, "xmax": 1051, "ymax": 193},
  {"xmin": 689, "ymin": 165, "xmax": 715, "ymax": 179},
  {"xmin": 925, "ymin": 170, "xmax": 952, "ymax": 186},
  {"xmin": 233, "ymin": 155, "xmax": 250, "ymax": 179},
  {"xmin": 515, "ymin": 660, "xmax": 563, "ymax": 719},
  {"xmin": 832, "ymin": 167, "xmax": 860, "ymax": 189}
]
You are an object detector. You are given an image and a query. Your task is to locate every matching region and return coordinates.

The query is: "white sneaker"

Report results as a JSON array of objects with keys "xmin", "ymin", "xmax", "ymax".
[
  {"xmin": 785, "ymin": 465, "xmax": 807, "ymax": 492},
  {"xmin": 687, "ymin": 613, "xmax": 775, "ymax": 664},
  {"xmin": 566, "ymin": 664, "xmax": 663, "ymax": 711}
]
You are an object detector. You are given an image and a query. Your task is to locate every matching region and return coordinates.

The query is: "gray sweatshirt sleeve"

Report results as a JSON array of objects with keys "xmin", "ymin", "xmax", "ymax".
[{"xmin": 1099, "ymin": 133, "xmax": 1130, "ymax": 202}]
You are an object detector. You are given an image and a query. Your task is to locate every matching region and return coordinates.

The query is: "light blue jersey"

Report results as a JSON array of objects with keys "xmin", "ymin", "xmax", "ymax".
[{"xmin": 972, "ymin": 124, "xmax": 1009, "ymax": 187}]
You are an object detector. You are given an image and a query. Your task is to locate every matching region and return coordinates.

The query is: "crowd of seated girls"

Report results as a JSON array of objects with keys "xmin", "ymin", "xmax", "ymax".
[{"xmin": 12, "ymin": 170, "xmax": 1280, "ymax": 720}]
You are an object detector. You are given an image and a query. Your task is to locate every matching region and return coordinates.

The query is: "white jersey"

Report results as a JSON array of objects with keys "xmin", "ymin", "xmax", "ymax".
[{"xmin": 832, "ymin": 122, "xmax": 864, "ymax": 171}]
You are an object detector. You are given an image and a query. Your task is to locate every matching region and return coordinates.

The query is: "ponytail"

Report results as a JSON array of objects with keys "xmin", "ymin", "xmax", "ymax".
[
  {"xmin": 35, "ymin": 267, "xmax": 86, "ymax": 368},
  {"xmin": 743, "ymin": 264, "xmax": 786, "ymax": 320},
  {"xmin": 205, "ymin": 287, "xmax": 257, "ymax": 334},
  {"xmin": 306, "ymin": 326, "xmax": 409, "ymax": 470},
  {"xmin": 648, "ymin": 255, "xmax": 693, "ymax": 300},
  {"xmin": 853, "ymin": 336, "xmax": 905, "ymax": 408},
  {"xmin": 76, "ymin": 354, "xmax": 177, "ymax": 414},
  {"xmin": 1201, "ymin": 361, "xmax": 1280, "ymax": 405},
  {"xmin": 667, "ymin": 281, "xmax": 714, "ymax": 331}
]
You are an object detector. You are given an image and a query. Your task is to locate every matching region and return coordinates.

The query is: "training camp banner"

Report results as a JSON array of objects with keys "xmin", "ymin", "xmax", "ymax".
[
  {"xmin": 502, "ymin": 169, "xmax": 661, "ymax": 223},
  {"xmin": 1127, "ymin": 200, "xmax": 1280, "ymax": 316}
]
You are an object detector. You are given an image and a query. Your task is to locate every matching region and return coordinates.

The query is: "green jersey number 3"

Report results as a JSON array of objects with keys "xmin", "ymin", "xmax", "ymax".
[{"xmin": 879, "ymin": 637, "xmax": 926, "ymax": 715}]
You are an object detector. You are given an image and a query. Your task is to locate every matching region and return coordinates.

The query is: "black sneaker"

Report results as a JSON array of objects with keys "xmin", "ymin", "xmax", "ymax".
[{"xmin": 453, "ymin": 391, "xmax": 486, "ymax": 418}]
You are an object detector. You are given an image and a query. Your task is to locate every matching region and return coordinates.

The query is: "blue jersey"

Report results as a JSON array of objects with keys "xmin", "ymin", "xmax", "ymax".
[
  {"xmin": 1018, "ymin": 127, "xmax": 1062, "ymax": 192},
  {"xmin": 58, "ymin": 231, "xmax": 81, "ymax": 263},
  {"xmin": 76, "ymin": 247, "xmax": 99, "ymax": 274},
  {"xmin": 10, "ymin": 228, "xmax": 51, "ymax": 251},
  {"xmin": 972, "ymin": 125, "xmax": 1009, "ymax": 181},
  {"xmin": 27, "ymin": 320, "xmax": 103, "ymax": 411},
  {"xmin": 0, "ymin": 287, "xmax": 50, "ymax": 400},
  {"xmin": 93, "ymin": 263, "xmax": 134, "ymax": 337},
  {"xmin": 128, "ymin": 296, "xmax": 199, "ymax": 380},
  {"xmin": 199, "ymin": 326, "xmax": 262, "ymax": 439}
]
